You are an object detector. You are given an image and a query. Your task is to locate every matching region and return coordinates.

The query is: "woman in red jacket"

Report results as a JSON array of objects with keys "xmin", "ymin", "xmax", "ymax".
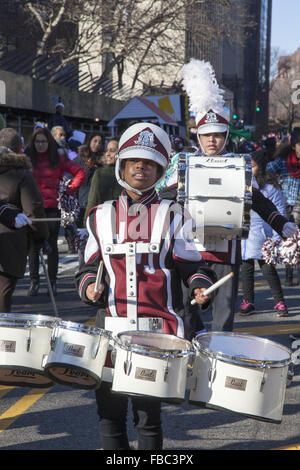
[{"xmin": 26, "ymin": 127, "xmax": 86, "ymax": 296}]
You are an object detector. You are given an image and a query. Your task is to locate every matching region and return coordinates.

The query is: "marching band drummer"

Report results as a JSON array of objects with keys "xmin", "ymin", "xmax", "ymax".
[
  {"xmin": 158, "ymin": 59, "xmax": 297, "ymax": 334},
  {"xmin": 75, "ymin": 122, "xmax": 216, "ymax": 450}
]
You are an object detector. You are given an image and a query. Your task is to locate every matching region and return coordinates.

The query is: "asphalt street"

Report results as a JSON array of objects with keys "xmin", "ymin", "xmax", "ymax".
[{"xmin": 0, "ymin": 236, "xmax": 299, "ymax": 453}]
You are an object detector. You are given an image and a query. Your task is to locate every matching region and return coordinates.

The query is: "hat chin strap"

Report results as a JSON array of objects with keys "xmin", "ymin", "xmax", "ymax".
[{"xmin": 115, "ymin": 159, "xmax": 165, "ymax": 196}]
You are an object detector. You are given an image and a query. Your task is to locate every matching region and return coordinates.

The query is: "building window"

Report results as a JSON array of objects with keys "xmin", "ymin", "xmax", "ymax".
[
  {"xmin": 3, "ymin": 1, "xmax": 17, "ymax": 14},
  {"xmin": 0, "ymin": 34, "xmax": 17, "ymax": 54}
]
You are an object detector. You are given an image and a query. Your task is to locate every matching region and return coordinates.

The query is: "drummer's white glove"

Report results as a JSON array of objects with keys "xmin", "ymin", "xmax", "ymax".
[
  {"xmin": 14, "ymin": 213, "xmax": 32, "ymax": 228},
  {"xmin": 282, "ymin": 222, "xmax": 298, "ymax": 238}
]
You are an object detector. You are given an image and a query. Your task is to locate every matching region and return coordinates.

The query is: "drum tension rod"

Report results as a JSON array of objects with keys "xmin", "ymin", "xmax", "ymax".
[
  {"xmin": 124, "ymin": 349, "xmax": 132, "ymax": 376},
  {"xmin": 26, "ymin": 328, "xmax": 32, "ymax": 352},
  {"xmin": 260, "ymin": 363, "xmax": 267, "ymax": 392},
  {"xmin": 164, "ymin": 355, "xmax": 170, "ymax": 382}
]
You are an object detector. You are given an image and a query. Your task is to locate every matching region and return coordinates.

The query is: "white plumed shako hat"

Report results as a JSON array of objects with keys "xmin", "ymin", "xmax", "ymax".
[
  {"xmin": 115, "ymin": 122, "xmax": 171, "ymax": 194},
  {"xmin": 181, "ymin": 59, "xmax": 229, "ymax": 136}
]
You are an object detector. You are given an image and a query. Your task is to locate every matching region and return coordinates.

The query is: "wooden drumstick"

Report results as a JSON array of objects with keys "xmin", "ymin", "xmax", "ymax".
[
  {"xmin": 31, "ymin": 218, "xmax": 62, "ymax": 222},
  {"xmin": 191, "ymin": 272, "xmax": 234, "ymax": 305}
]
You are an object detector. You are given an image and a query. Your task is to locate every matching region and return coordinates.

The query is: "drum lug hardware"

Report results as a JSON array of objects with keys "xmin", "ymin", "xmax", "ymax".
[
  {"xmin": 164, "ymin": 356, "xmax": 170, "ymax": 382},
  {"xmin": 50, "ymin": 337, "xmax": 56, "ymax": 351},
  {"xmin": 92, "ymin": 336, "xmax": 101, "ymax": 359},
  {"xmin": 286, "ymin": 362, "xmax": 294, "ymax": 387},
  {"xmin": 124, "ymin": 350, "xmax": 132, "ymax": 376},
  {"xmin": 41, "ymin": 354, "xmax": 48, "ymax": 368},
  {"xmin": 26, "ymin": 334, "xmax": 32, "ymax": 352},
  {"xmin": 50, "ymin": 327, "xmax": 59, "ymax": 351},
  {"xmin": 260, "ymin": 363, "xmax": 267, "ymax": 392},
  {"xmin": 208, "ymin": 357, "xmax": 217, "ymax": 384}
]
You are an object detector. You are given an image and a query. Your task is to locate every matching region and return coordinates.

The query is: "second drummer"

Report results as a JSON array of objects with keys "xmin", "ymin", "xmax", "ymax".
[
  {"xmin": 75, "ymin": 122, "xmax": 216, "ymax": 451},
  {"xmin": 158, "ymin": 59, "xmax": 297, "ymax": 334}
]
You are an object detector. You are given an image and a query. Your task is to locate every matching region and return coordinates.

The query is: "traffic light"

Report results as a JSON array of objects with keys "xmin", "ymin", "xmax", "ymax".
[
  {"xmin": 256, "ymin": 100, "xmax": 261, "ymax": 112},
  {"xmin": 233, "ymin": 113, "xmax": 237, "ymax": 119}
]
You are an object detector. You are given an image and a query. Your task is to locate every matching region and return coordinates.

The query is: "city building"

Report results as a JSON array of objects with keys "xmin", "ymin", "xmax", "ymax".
[{"xmin": 0, "ymin": 0, "xmax": 272, "ymax": 142}]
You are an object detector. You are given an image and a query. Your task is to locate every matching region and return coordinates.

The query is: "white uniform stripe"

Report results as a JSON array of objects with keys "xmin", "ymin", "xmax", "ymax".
[
  {"xmin": 95, "ymin": 207, "xmax": 118, "ymax": 317},
  {"xmin": 159, "ymin": 214, "xmax": 185, "ymax": 338}
]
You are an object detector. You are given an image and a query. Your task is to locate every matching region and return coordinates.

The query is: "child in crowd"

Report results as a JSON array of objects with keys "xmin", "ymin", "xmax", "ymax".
[{"xmin": 240, "ymin": 150, "xmax": 288, "ymax": 317}]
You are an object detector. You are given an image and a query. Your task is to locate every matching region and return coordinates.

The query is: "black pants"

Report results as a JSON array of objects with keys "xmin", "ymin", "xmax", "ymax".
[
  {"xmin": 241, "ymin": 258, "xmax": 284, "ymax": 305},
  {"xmin": 210, "ymin": 263, "xmax": 240, "ymax": 332},
  {"xmin": 183, "ymin": 263, "xmax": 240, "ymax": 334},
  {"xmin": 0, "ymin": 271, "xmax": 18, "ymax": 312},
  {"xmin": 95, "ymin": 382, "xmax": 163, "ymax": 450},
  {"xmin": 28, "ymin": 208, "xmax": 61, "ymax": 282}
]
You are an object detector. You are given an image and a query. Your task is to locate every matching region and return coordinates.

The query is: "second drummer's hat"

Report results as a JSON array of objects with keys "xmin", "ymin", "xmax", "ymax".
[
  {"xmin": 181, "ymin": 58, "xmax": 229, "ymax": 136},
  {"xmin": 195, "ymin": 108, "xmax": 230, "ymax": 135}
]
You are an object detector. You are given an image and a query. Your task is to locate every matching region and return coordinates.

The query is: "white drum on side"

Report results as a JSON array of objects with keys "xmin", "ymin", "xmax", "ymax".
[
  {"xmin": 111, "ymin": 331, "xmax": 194, "ymax": 402},
  {"xmin": 44, "ymin": 321, "xmax": 111, "ymax": 390},
  {"xmin": 177, "ymin": 153, "xmax": 252, "ymax": 240},
  {"xmin": 189, "ymin": 332, "xmax": 292, "ymax": 423},
  {"xmin": 0, "ymin": 313, "xmax": 58, "ymax": 388}
]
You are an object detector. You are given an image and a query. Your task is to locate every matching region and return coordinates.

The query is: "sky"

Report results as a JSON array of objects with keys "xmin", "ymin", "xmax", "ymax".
[{"xmin": 271, "ymin": 0, "xmax": 300, "ymax": 55}]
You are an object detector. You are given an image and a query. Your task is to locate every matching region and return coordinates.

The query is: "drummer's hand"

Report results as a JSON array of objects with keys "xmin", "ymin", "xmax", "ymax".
[
  {"xmin": 193, "ymin": 288, "xmax": 211, "ymax": 305},
  {"xmin": 282, "ymin": 222, "xmax": 298, "ymax": 238},
  {"xmin": 14, "ymin": 213, "xmax": 32, "ymax": 228},
  {"xmin": 86, "ymin": 282, "xmax": 104, "ymax": 302}
]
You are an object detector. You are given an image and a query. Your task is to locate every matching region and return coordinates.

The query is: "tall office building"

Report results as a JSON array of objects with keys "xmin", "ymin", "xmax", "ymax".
[{"xmin": 186, "ymin": 0, "xmax": 272, "ymax": 133}]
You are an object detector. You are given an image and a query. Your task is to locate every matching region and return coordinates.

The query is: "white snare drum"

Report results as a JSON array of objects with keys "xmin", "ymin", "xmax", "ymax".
[
  {"xmin": 44, "ymin": 321, "xmax": 111, "ymax": 390},
  {"xmin": 177, "ymin": 153, "xmax": 252, "ymax": 240},
  {"xmin": 189, "ymin": 332, "xmax": 292, "ymax": 423},
  {"xmin": 111, "ymin": 331, "xmax": 194, "ymax": 402},
  {"xmin": 0, "ymin": 313, "xmax": 58, "ymax": 388}
]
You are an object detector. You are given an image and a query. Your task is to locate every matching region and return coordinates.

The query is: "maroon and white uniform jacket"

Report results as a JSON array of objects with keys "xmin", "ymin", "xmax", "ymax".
[{"xmin": 75, "ymin": 190, "xmax": 216, "ymax": 338}]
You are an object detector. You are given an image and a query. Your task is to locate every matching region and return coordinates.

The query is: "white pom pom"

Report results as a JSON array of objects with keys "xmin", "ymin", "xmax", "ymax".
[{"xmin": 262, "ymin": 230, "xmax": 300, "ymax": 266}]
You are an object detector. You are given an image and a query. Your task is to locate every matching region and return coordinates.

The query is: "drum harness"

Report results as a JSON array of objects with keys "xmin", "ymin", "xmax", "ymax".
[
  {"xmin": 96, "ymin": 199, "xmax": 176, "ymax": 379},
  {"xmin": 97, "ymin": 199, "xmax": 173, "ymax": 335}
]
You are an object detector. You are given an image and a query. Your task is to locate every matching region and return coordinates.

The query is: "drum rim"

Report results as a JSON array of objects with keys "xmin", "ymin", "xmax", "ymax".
[
  {"xmin": 56, "ymin": 320, "xmax": 111, "ymax": 337},
  {"xmin": 115, "ymin": 330, "xmax": 194, "ymax": 358},
  {"xmin": 193, "ymin": 331, "xmax": 291, "ymax": 368},
  {"xmin": 0, "ymin": 313, "xmax": 59, "ymax": 328}
]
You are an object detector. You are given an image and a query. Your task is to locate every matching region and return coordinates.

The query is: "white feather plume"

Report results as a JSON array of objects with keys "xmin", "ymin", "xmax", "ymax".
[{"xmin": 181, "ymin": 59, "xmax": 225, "ymax": 115}]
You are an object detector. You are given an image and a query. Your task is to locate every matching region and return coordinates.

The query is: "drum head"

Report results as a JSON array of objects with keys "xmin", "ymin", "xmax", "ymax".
[
  {"xmin": 117, "ymin": 331, "xmax": 192, "ymax": 357},
  {"xmin": 0, "ymin": 313, "xmax": 58, "ymax": 328},
  {"xmin": 57, "ymin": 320, "xmax": 109, "ymax": 337},
  {"xmin": 194, "ymin": 332, "xmax": 291, "ymax": 366},
  {"xmin": 0, "ymin": 366, "xmax": 54, "ymax": 388},
  {"xmin": 45, "ymin": 364, "xmax": 100, "ymax": 390}
]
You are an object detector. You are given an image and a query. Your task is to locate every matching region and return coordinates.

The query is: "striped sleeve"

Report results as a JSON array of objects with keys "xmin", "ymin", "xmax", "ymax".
[
  {"xmin": 75, "ymin": 209, "xmax": 102, "ymax": 304},
  {"xmin": 0, "ymin": 203, "xmax": 18, "ymax": 228},
  {"xmin": 252, "ymin": 188, "xmax": 287, "ymax": 236},
  {"xmin": 188, "ymin": 270, "xmax": 214, "ymax": 294}
]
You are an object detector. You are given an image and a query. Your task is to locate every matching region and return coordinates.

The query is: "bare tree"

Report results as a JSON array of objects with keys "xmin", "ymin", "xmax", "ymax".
[
  {"xmin": 20, "ymin": 0, "xmax": 254, "ymax": 91},
  {"xmin": 269, "ymin": 77, "xmax": 300, "ymax": 132}
]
